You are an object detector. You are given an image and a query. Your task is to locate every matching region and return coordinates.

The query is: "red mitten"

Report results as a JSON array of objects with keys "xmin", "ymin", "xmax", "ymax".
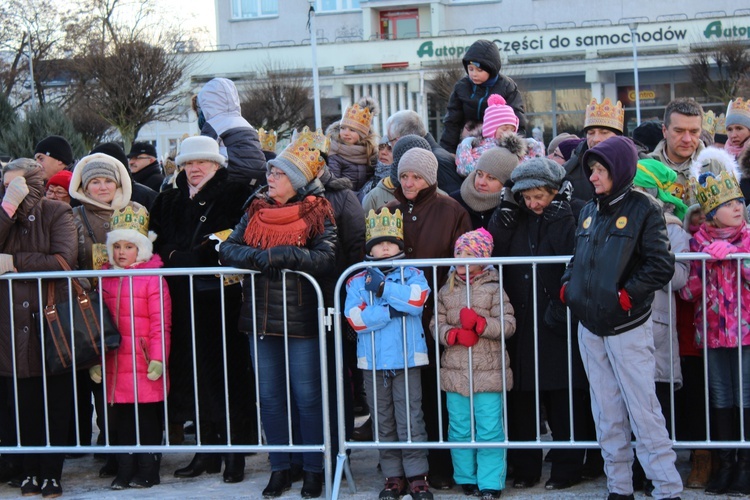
[
  {"xmin": 618, "ymin": 289, "xmax": 632, "ymax": 311},
  {"xmin": 459, "ymin": 307, "xmax": 479, "ymax": 329},
  {"xmin": 456, "ymin": 328, "xmax": 479, "ymax": 347},
  {"xmin": 474, "ymin": 315, "xmax": 487, "ymax": 335},
  {"xmin": 446, "ymin": 328, "xmax": 460, "ymax": 346},
  {"xmin": 560, "ymin": 283, "xmax": 567, "ymax": 304}
]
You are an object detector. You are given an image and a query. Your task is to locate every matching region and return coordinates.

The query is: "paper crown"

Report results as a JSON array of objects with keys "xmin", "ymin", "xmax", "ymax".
[
  {"xmin": 584, "ymin": 98, "xmax": 624, "ymax": 134},
  {"xmin": 365, "ymin": 207, "xmax": 403, "ymax": 245},
  {"xmin": 690, "ymin": 149, "xmax": 743, "ymax": 214},
  {"xmin": 727, "ymin": 98, "xmax": 750, "ymax": 129},
  {"xmin": 110, "ymin": 205, "xmax": 149, "ymax": 237},
  {"xmin": 702, "ymin": 110, "xmax": 716, "ymax": 135},
  {"xmin": 715, "ymin": 113, "xmax": 727, "ymax": 135},
  {"xmin": 258, "ymin": 128, "xmax": 277, "ymax": 152},
  {"xmin": 276, "ymin": 126, "xmax": 329, "ymax": 182},
  {"xmin": 341, "ymin": 103, "xmax": 373, "ymax": 136}
]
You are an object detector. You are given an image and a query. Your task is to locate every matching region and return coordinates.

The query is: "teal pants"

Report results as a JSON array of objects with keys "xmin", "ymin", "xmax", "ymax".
[{"xmin": 446, "ymin": 391, "xmax": 506, "ymax": 491}]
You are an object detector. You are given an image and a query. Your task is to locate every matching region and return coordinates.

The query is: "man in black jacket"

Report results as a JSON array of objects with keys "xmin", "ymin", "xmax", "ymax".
[
  {"xmin": 127, "ymin": 142, "xmax": 164, "ymax": 192},
  {"xmin": 560, "ymin": 136, "xmax": 681, "ymax": 500}
]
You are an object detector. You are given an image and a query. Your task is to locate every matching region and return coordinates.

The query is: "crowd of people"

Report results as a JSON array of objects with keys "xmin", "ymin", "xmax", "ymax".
[{"xmin": 1, "ymin": 38, "xmax": 750, "ymax": 500}]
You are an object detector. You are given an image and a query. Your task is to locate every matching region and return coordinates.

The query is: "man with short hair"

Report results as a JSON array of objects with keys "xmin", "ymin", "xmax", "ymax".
[
  {"xmin": 649, "ymin": 98, "xmax": 705, "ymax": 202},
  {"xmin": 127, "ymin": 142, "xmax": 164, "ymax": 192},
  {"xmin": 34, "ymin": 136, "xmax": 74, "ymax": 180}
]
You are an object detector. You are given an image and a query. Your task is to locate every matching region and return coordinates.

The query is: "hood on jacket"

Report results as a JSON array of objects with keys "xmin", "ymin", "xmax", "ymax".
[
  {"xmin": 582, "ymin": 136, "xmax": 638, "ymax": 197},
  {"xmin": 462, "ymin": 39, "xmax": 502, "ymax": 79},
  {"xmin": 69, "ymin": 153, "xmax": 133, "ymax": 210},
  {"xmin": 198, "ymin": 78, "xmax": 253, "ymax": 136}
]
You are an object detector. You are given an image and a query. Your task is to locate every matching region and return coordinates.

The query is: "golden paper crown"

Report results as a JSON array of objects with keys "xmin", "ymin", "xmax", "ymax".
[
  {"xmin": 258, "ymin": 128, "xmax": 277, "ymax": 152},
  {"xmin": 584, "ymin": 98, "xmax": 624, "ymax": 134},
  {"xmin": 341, "ymin": 103, "xmax": 373, "ymax": 136},
  {"xmin": 702, "ymin": 110, "xmax": 716, "ymax": 135},
  {"xmin": 727, "ymin": 98, "xmax": 750, "ymax": 127},
  {"xmin": 715, "ymin": 113, "xmax": 727, "ymax": 135},
  {"xmin": 278, "ymin": 126, "xmax": 329, "ymax": 182},
  {"xmin": 365, "ymin": 208, "xmax": 403, "ymax": 245},
  {"xmin": 110, "ymin": 205, "xmax": 149, "ymax": 237},
  {"xmin": 691, "ymin": 170, "xmax": 743, "ymax": 215}
]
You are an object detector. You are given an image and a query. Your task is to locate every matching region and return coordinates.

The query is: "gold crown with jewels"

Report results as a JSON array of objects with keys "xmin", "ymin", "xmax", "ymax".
[
  {"xmin": 258, "ymin": 128, "xmax": 277, "ymax": 152},
  {"xmin": 702, "ymin": 110, "xmax": 716, "ymax": 135},
  {"xmin": 691, "ymin": 170, "xmax": 743, "ymax": 215},
  {"xmin": 715, "ymin": 113, "xmax": 727, "ymax": 135},
  {"xmin": 365, "ymin": 208, "xmax": 403, "ymax": 245},
  {"xmin": 584, "ymin": 98, "xmax": 624, "ymax": 134},
  {"xmin": 277, "ymin": 126, "xmax": 329, "ymax": 181},
  {"xmin": 110, "ymin": 205, "xmax": 149, "ymax": 236},
  {"xmin": 341, "ymin": 103, "xmax": 373, "ymax": 136}
]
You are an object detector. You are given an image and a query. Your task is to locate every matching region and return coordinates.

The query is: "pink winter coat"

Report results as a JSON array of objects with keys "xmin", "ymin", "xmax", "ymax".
[
  {"xmin": 679, "ymin": 223, "xmax": 750, "ymax": 348},
  {"xmin": 100, "ymin": 255, "xmax": 172, "ymax": 404}
]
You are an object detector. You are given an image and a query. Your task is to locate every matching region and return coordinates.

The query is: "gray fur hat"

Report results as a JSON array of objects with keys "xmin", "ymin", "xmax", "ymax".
[{"xmin": 511, "ymin": 157, "xmax": 566, "ymax": 193}]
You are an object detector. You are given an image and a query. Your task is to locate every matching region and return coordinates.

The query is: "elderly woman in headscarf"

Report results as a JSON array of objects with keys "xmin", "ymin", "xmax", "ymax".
[
  {"xmin": 0, "ymin": 158, "xmax": 77, "ymax": 497},
  {"xmin": 220, "ymin": 127, "xmax": 337, "ymax": 499},
  {"xmin": 149, "ymin": 136, "xmax": 256, "ymax": 484}
]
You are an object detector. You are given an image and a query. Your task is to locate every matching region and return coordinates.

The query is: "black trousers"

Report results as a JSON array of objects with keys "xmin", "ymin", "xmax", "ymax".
[{"xmin": 111, "ymin": 402, "xmax": 164, "ymax": 446}]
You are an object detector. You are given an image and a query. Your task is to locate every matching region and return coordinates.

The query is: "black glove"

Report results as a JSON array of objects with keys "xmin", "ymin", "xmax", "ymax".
[
  {"xmin": 545, "ymin": 180, "xmax": 573, "ymax": 220},
  {"xmin": 389, "ymin": 305, "xmax": 407, "ymax": 319},
  {"xmin": 254, "ymin": 250, "xmax": 271, "ymax": 274},
  {"xmin": 495, "ymin": 184, "xmax": 519, "ymax": 228}
]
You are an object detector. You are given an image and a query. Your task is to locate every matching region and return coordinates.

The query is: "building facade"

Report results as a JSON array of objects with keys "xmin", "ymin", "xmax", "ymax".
[{"xmin": 138, "ymin": 0, "xmax": 750, "ymax": 156}]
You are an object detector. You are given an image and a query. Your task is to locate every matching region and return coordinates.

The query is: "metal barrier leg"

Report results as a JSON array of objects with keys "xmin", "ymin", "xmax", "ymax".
[{"xmin": 332, "ymin": 450, "xmax": 356, "ymax": 499}]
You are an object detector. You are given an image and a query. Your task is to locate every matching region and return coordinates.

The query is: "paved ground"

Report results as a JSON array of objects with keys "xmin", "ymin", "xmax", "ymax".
[{"xmin": 0, "ymin": 445, "xmax": 713, "ymax": 499}]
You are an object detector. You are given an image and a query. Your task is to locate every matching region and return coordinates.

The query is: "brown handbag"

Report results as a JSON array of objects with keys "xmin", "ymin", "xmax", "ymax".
[{"xmin": 41, "ymin": 255, "xmax": 121, "ymax": 374}]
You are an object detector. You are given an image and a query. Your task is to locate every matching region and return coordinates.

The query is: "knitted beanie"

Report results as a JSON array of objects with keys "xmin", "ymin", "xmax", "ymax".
[
  {"xmin": 128, "ymin": 142, "xmax": 157, "ymax": 159},
  {"xmin": 632, "ymin": 120, "xmax": 664, "ymax": 153},
  {"xmin": 483, "ymin": 94, "xmax": 519, "ymax": 138},
  {"xmin": 547, "ymin": 133, "xmax": 577, "ymax": 157},
  {"xmin": 390, "ymin": 134, "xmax": 432, "ymax": 186},
  {"xmin": 475, "ymin": 147, "xmax": 519, "ymax": 184},
  {"xmin": 34, "ymin": 136, "xmax": 74, "ymax": 166},
  {"xmin": 397, "ymin": 148, "xmax": 438, "ymax": 186},
  {"xmin": 45, "ymin": 170, "xmax": 73, "ymax": 192},
  {"xmin": 454, "ymin": 227, "xmax": 494, "ymax": 258},
  {"xmin": 511, "ymin": 157, "xmax": 566, "ymax": 193},
  {"xmin": 726, "ymin": 98, "xmax": 750, "ymax": 131},
  {"xmin": 81, "ymin": 157, "xmax": 121, "ymax": 188}
]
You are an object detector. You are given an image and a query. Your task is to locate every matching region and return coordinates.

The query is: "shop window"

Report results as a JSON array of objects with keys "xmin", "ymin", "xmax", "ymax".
[{"xmin": 232, "ymin": 0, "xmax": 278, "ymax": 19}]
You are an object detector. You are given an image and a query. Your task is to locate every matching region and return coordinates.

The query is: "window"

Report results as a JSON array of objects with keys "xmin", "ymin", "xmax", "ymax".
[
  {"xmin": 233, "ymin": 0, "xmax": 278, "ymax": 19},
  {"xmin": 316, "ymin": 0, "xmax": 360, "ymax": 12}
]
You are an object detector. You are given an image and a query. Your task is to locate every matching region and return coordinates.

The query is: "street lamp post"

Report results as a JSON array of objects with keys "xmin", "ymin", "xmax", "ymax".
[
  {"xmin": 629, "ymin": 23, "xmax": 641, "ymax": 127},
  {"xmin": 308, "ymin": 1, "xmax": 322, "ymax": 130}
]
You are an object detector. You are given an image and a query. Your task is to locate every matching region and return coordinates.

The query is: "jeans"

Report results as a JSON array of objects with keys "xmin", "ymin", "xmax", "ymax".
[
  {"xmin": 707, "ymin": 346, "xmax": 750, "ymax": 408},
  {"xmin": 250, "ymin": 335, "xmax": 323, "ymax": 473}
]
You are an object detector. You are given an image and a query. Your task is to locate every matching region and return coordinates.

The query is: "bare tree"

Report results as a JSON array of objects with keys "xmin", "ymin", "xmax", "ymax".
[
  {"xmin": 688, "ymin": 40, "xmax": 750, "ymax": 105},
  {"xmin": 239, "ymin": 61, "xmax": 314, "ymax": 141},
  {"xmin": 426, "ymin": 57, "xmax": 464, "ymax": 104}
]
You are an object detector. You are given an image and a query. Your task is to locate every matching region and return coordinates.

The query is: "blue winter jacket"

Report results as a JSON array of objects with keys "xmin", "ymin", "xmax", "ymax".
[{"xmin": 345, "ymin": 266, "xmax": 430, "ymax": 370}]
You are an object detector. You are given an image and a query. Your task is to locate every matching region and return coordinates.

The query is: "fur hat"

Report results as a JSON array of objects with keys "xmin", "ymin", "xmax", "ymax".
[
  {"xmin": 398, "ymin": 148, "xmax": 438, "ymax": 187},
  {"xmin": 45, "ymin": 170, "xmax": 72, "ymax": 192},
  {"xmin": 511, "ymin": 157, "xmax": 566, "ymax": 193},
  {"xmin": 105, "ymin": 205, "xmax": 156, "ymax": 267},
  {"xmin": 175, "ymin": 136, "xmax": 226, "ymax": 167},
  {"xmin": 128, "ymin": 142, "xmax": 157, "ymax": 159},
  {"xmin": 547, "ymin": 133, "xmax": 577, "ymax": 157},
  {"xmin": 454, "ymin": 227, "xmax": 494, "ymax": 258},
  {"xmin": 483, "ymin": 94, "xmax": 519, "ymax": 138},
  {"xmin": 34, "ymin": 135, "xmax": 74, "ymax": 166}
]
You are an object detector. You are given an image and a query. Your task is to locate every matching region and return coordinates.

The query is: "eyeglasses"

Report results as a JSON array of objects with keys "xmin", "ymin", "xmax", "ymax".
[
  {"xmin": 549, "ymin": 152, "xmax": 565, "ymax": 161},
  {"xmin": 266, "ymin": 168, "xmax": 287, "ymax": 179},
  {"xmin": 378, "ymin": 144, "xmax": 392, "ymax": 152}
]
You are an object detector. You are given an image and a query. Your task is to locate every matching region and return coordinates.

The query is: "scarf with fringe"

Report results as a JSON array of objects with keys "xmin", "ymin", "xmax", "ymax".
[{"xmin": 243, "ymin": 195, "xmax": 335, "ymax": 249}]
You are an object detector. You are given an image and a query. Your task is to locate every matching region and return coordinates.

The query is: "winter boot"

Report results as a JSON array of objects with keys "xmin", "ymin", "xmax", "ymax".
[
  {"xmin": 686, "ymin": 450, "xmax": 712, "ymax": 489},
  {"xmin": 111, "ymin": 453, "xmax": 136, "ymax": 490},
  {"xmin": 727, "ymin": 409, "xmax": 750, "ymax": 496},
  {"xmin": 706, "ymin": 407, "xmax": 737, "ymax": 495},
  {"xmin": 129, "ymin": 453, "xmax": 161, "ymax": 488}
]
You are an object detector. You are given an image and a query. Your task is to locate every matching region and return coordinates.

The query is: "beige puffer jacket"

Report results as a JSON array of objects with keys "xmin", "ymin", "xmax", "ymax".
[{"xmin": 432, "ymin": 267, "xmax": 516, "ymax": 396}]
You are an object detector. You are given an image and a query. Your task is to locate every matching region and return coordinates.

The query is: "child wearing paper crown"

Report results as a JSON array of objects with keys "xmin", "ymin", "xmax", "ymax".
[
  {"xmin": 431, "ymin": 228, "xmax": 515, "ymax": 499},
  {"xmin": 91, "ymin": 206, "xmax": 172, "ymax": 490},
  {"xmin": 439, "ymin": 39, "xmax": 527, "ymax": 155},
  {"xmin": 344, "ymin": 207, "xmax": 434, "ymax": 500},
  {"xmin": 455, "ymin": 94, "xmax": 526, "ymax": 177},
  {"xmin": 326, "ymin": 96, "xmax": 380, "ymax": 193},
  {"xmin": 679, "ymin": 147, "xmax": 750, "ymax": 496}
]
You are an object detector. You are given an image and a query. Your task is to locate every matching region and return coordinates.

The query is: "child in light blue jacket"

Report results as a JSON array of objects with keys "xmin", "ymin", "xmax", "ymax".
[{"xmin": 345, "ymin": 207, "xmax": 433, "ymax": 500}]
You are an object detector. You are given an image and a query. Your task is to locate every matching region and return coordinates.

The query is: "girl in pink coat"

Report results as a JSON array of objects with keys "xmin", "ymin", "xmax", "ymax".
[{"xmin": 91, "ymin": 207, "xmax": 172, "ymax": 490}]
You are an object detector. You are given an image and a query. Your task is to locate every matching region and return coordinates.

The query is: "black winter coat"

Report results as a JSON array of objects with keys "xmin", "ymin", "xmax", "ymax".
[
  {"xmin": 488, "ymin": 197, "xmax": 586, "ymax": 391},
  {"xmin": 425, "ymin": 133, "xmax": 464, "ymax": 195},
  {"xmin": 132, "ymin": 161, "xmax": 165, "ymax": 193},
  {"xmin": 562, "ymin": 140, "xmax": 594, "ymax": 203},
  {"xmin": 202, "ymin": 122, "xmax": 268, "ymax": 191},
  {"xmin": 219, "ymin": 180, "xmax": 337, "ymax": 339},
  {"xmin": 439, "ymin": 40, "xmax": 527, "ymax": 154},
  {"xmin": 562, "ymin": 187, "xmax": 674, "ymax": 336}
]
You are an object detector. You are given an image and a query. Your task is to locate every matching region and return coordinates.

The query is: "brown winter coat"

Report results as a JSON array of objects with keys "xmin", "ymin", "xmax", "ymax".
[
  {"xmin": 433, "ymin": 267, "xmax": 516, "ymax": 396},
  {"xmin": 0, "ymin": 167, "xmax": 78, "ymax": 378}
]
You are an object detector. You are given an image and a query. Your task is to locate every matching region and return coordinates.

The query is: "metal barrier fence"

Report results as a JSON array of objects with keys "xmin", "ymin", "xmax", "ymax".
[{"xmin": 2, "ymin": 253, "xmax": 750, "ymax": 499}]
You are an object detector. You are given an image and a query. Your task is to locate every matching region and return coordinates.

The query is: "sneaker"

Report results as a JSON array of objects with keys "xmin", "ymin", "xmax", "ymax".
[
  {"xmin": 379, "ymin": 476, "xmax": 406, "ymax": 499},
  {"xmin": 21, "ymin": 476, "xmax": 41, "ymax": 496},
  {"xmin": 408, "ymin": 475, "xmax": 434, "ymax": 500},
  {"xmin": 41, "ymin": 479, "xmax": 62, "ymax": 498}
]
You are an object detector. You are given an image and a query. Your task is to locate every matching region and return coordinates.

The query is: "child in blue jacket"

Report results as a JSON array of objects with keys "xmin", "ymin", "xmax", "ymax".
[{"xmin": 345, "ymin": 207, "xmax": 433, "ymax": 500}]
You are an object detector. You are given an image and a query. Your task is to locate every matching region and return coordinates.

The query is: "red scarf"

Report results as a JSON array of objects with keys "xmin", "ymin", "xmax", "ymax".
[{"xmin": 243, "ymin": 195, "xmax": 335, "ymax": 249}]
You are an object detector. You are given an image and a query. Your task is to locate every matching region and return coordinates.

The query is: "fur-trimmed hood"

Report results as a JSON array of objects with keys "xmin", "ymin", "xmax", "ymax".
[
  {"xmin": 69, "ymin": 153, "xmax": 133, "ymax": 210},
  {"xmin": 690, "ymin": 146, "xmax": 742, "ymax": 183},
  {"xmin": 738, "ymin": 146, "xmax": 750, "ymax": 179},
  {"xmin": 106, "ymin": 229, "xmax": 158, "ymax": 268}
]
